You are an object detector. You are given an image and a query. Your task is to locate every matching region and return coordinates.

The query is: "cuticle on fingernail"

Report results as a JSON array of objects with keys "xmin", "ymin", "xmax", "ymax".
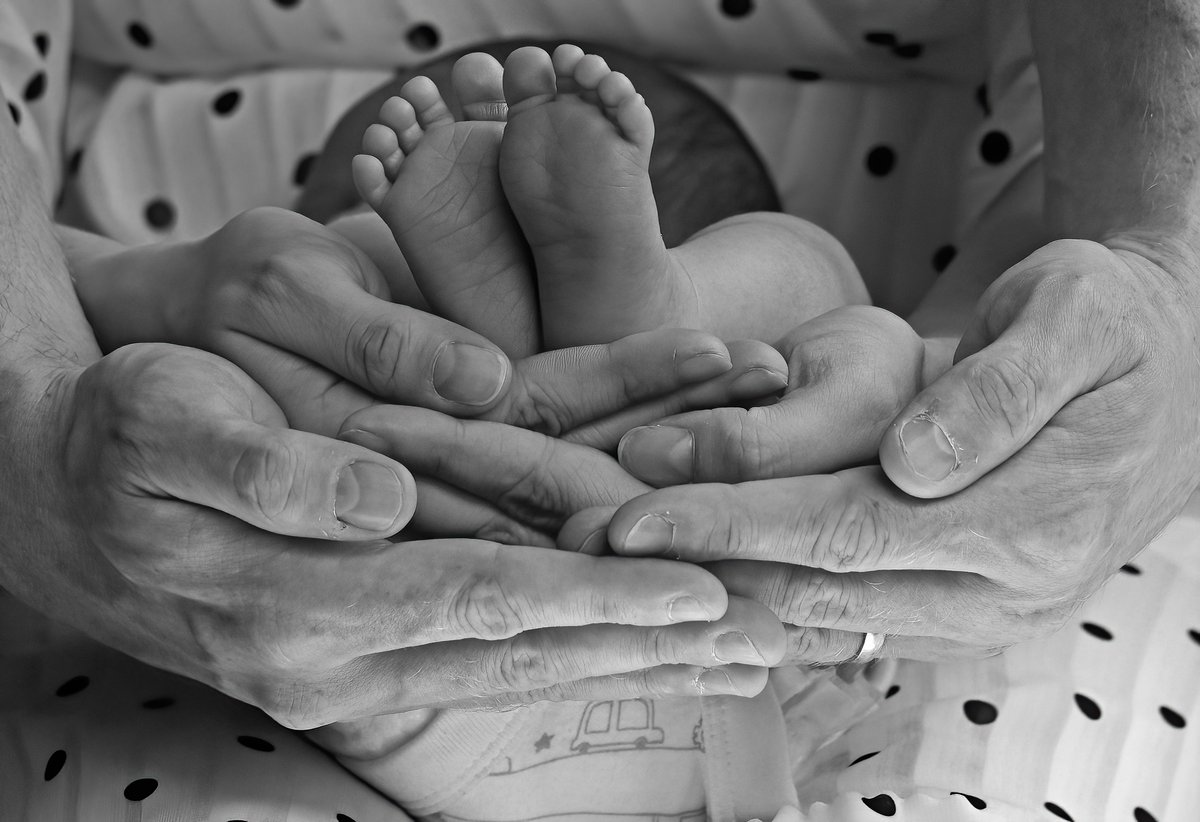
[{"xmin": 898, "ymin": 412, "xmax": 960, "ymax": 481}]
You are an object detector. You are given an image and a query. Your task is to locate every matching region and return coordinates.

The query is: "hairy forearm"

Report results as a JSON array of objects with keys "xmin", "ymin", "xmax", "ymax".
[
  {"xmin": 1032, "ymin": 0, "xmax": 1200, "ymax": 243},
  {"xmin": 0, "ymin": 126, "xmax": 99, "ymax": 379}
]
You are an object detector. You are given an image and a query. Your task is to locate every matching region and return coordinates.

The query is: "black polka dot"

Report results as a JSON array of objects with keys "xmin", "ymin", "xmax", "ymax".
[
  {"xmin": 67, "ymin": 148, "xmax": 84, "ymax": 177},
  {"xmin": 1082, "ymin": 622, "xmax": 1113, "ymax": 640},
  {"xmin": 979, "ymin": 130, "xmax": 1012, "ymax": 164},
  {"xmin": 787, "ymin": 68, "xmax": 823, "ymax": 81},
  {"xmin": 141, "ymin": 696, "xmax": 175, "ymax": 709},
  {"xmin": 406, "ymin": 23, "xmax": 440, "ymax": 52},
  {"xmin": 23, "ymin": 72, "xmax": 46, "ymax": 103},
  {"xmin": 212, "ymin": 89, "xmax": 241, "ymax": 116},
  {"xmin": 1134, "ymin": 809, "xmax": 1158, "ymax": 822},
  {"xmin": 951, "ymin": 792, "xmax": 987, "ymax": 810},
  {"xmin": 932, "ymin": 244, "xmax": 957, "ymax": 273},
  {"xmin": 862, "ymin": 794, "xmax": 897, "ymax": 817},
  {"xmin": 1121, "ymin": 563, "xmax": 1142, "ymax": 575},
  {"xmin": 336, "ymin": 815, "xmax": 358, "ymax": 822},
  {"xmin": 848, "ymin": 751, "xmax": 880, "ymax": 766},
  {"xmin": 963, "ymin": 699, "xmax": 997, "ymax": 725},
  {"xmin": 865, "ymin": 145, "xmax": 896, "ymax": 176},
  {"xmin": 886, "ymin": 684, "xmax": 901, "ymax": 698},
  {"xmin": 272, "ymin": 0, "xmax": 302, "ymax": 6},
  {"xmin": 719, "ymin": 0, "xmax": 754, "ymax": 17},
  {"xmin": 1187, "ymin": 628, "xmax": 1199, "ymax": 645},
  {"xmin": 1160, "ymin": 706, "xmax": 1186, "ymax": 728},
  {"xmin": 237, "ymin": 735, "xmax": 276, "ymax": 752},
  {"xmin": 43, "ymin": 749, "xmax": 67, "ymax": 781},
  {"xmin": 975, "ymin": 83, "xmax": 991, "ymax": 116},
  {"xmin": 8, "ymin": 102, "xmax": 21, "ymax": 126},
  {"xmin": 33, "ymin": 32, "xmax": 50, "ymax": 57},
  {"xmin": 127, "ymin": 22, "xmax": 154, "ymax": 48},
  {"xmin": 1074, "ymin": 693, "xmax": 1102, "ymax": 720},
  {"xmin": 893, "ymin": 43, "xmax": 924, "ymax": 59},
  {"xmin": 292, "ymin": 152, "xmax": 317, "ymax": 187},
  {"xmin": 864, "ymin": 31, "xmax": 897, "ymax": 46},
  {"xmin": 1044, "ymin": 802, "xmax": 1074, "ymax": 821},
  {"xmin": 55, "ymin": 675, "xmax": 90, "ymax": 697},
  {"xmin": 144, "ymin": 199, "xmax": 176, "ymax": 230},
  {"xmin": 123, "ymin": 778, "xmax": 158, "ymax": 801}
]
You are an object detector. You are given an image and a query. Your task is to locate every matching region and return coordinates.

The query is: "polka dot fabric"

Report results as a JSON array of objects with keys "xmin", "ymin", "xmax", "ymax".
[
  {"xmin": 0, "ymin": 0, "xmax": 1195, "ymax": 819},
  {"xmin": 791, "ymin": 490, "xmax": 1200, "ymax": 820},
  {"xmin": 60, "ymin": 0, "xmax": 1033, "ymax": 316},
  {"xmin": 0, "ymin": 591, "xmax": 410, "ymax": 821}
]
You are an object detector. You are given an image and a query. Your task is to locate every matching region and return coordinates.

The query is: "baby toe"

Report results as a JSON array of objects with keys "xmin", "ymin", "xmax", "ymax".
[{"xmin": 503, "ymin": 46, "xmax": 558, "ymax": 115}]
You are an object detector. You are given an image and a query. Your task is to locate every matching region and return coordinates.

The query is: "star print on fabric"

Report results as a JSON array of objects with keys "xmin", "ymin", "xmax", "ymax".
[{"xmin": 533, "ymin": 733, "xmax": 553, "ymax": 752}]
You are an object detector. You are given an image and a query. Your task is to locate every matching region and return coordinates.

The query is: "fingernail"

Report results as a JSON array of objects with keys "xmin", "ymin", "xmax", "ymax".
[
  {"xmin": 617, "ymin": 426, "xmax": 694, "ymax": 486},
  {"xmin": 898, "ymin": 416, "xmax": 958, "ymax": 481},
  {"xmin": 335, "ymin": 461, "xmax": 406, "ymax": 531},
  {"xmin": 340, "ymin": 427, "xmax": 389, "ymax": 454},
  {"xmin": 677, "ymin": 350, "xmax": 731, "ymax": 382},
  {"xmin": 576, "ymin": 527, "xmax": 609, "ymax": 555},
  {"xmin": 695, "ymin": 667, "xmax": 744, "ymax": 696},
  {"xmin": 431, "ymin": 342, "xmax": 509, "ymax": 406},
  {"xmin": 622, "ymin": 513, "xmax": 676, "ymax": 556},
  {"xmin": 667, "ymin": 595, "xmax": 719, "ymax": 623},
  {"xmin": 713, "ymin": 631, "xmax": 766, "ymax": 665},
  {"xmin": 728, "ymin": 366, "xmax": 788, "ymax": 398}
]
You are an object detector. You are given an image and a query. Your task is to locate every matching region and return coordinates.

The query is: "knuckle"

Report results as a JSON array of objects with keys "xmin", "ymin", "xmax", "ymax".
[
  {"xmin": 486, "ymin": 633, "xmax": 562, "ymax": 693},
  {"xmin": 962, "ymin": 356, "xmax": 1040, "ymax": 441},
  {"xmin": 510, "ymin": 379, "xmax": 571, "ymax": 437},
  {"xmin": 257, "ymin": 683, "xmax": 337, "ymax": 730},
  {"xmin": 808, "ymin": 491, "xmax": 893, "ymax": 572},
  {"xmin": 492, "ymin": 440, "xmax": 568, "ymax": 530},
  {"xmin": 448, "ymin": 570, "xmax": 531, "ymax": 641},
  {"xmin": 780, "ymin": 571, "xmax": 857, "ymax": 627},
  {"xmin": 350, "ymin": 319, "xmax": 414, "ymax": 394},
  {"xmin": 231, "ymin": 436, "xmax": 301, "ymax": 524},
  {"xmin": 723, "ymin": 410, "xmax": 780, "ymax": 481},
  {"xmin": 786, "ymin": 627, "xmax": 840, "ymax": 662}
]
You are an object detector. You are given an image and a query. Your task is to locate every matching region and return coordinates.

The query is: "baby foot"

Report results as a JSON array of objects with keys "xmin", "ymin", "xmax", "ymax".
[
  {"xmin": 499, "ymin": 45, "xmax": 699, "ymax": 349},
  {"xmin": 353, "ymin": 52, "xmax": 540, "ymax": 357}
]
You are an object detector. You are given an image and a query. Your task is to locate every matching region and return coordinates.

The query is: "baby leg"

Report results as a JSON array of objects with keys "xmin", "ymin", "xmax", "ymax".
[
  {"xmin": 671, "ymin": 211, "xmax": 869, "ymax": 343},
  {"xmin": 499, "ymin": 45, "xmax": 700, "ymax": 348},
  {"xmin": 499, "ymin": 46, "xmax": 867, "ymax": 348},
  {"xmin": 354, "ymin": 53, "xmax": 539, "ymax": 358}
]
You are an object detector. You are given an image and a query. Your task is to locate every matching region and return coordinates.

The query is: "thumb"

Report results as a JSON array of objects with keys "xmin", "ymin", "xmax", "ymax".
[{"xmin": 879, "ymin": 330, "xmax": 1099, "ymax": 499}]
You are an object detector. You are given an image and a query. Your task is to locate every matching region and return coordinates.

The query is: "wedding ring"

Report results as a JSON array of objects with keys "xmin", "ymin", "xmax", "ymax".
[{"xmin": 851, "ymin": 631, "xmax": 885, "ymax": 663}]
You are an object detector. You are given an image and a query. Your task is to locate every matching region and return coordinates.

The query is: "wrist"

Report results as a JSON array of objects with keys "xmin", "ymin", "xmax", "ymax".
[{"xmin": 75, "ymin": 240, "xmax": 200, "ymax": 350}]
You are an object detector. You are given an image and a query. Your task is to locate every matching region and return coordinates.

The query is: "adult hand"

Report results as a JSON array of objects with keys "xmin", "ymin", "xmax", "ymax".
[
  {"xmin": 616, "ymin": 305, "xmax": 925, "ymax": 485},
  {"xmin": 5, "ymin": 342, "xmax": 784, "ymax": 729},
  {"xmin": 156, "ymin": 207, "xmax": 778, "ymax": 440},
  {"xmin": 591, "ymin": 239, "xmax": 1200, "ymax": 662}
]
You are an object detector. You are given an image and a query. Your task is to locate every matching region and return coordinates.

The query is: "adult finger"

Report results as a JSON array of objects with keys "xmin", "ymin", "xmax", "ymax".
[
  {"xmin": 779, "ymin": 626, "xmax": 987, "ymax": 665},
  {"xmin": 351, "ymin": 595, "xmax": 784, "ymax": 713},
  {"xmin": 880, "ymin": 241, "xmax": 1139, "ymax": 498},
  {"xmin": 266, "ymin": 279, "xmax": 517, "ymax": 413},
  {"xmin": 709, "ymin": 560, "xmax": 1004, "ymax": 644},
  {"xmin": 75, "ymin": 344, "xmax": 416, "ymax": 540},
  {"xmin": 407, "ymin": 475, "xmax": 557, "ymax": 547},
  {"xmin": 494, "ymin": 328, "xmax": 736, "ymax": 435},
  {"xmin": 563, "ymin": 339, "xmax": 787, "ymax": 451},
  {"xmin": 451, "ymin": 665, "xmax": 771, "ymax": 712},
  {"xmin": 617, "ymin": 308, "xmax": 922, "ymax": 484},
  {"xmin": 605, "ymin": 466, "xmax": 973, "ymax": 574},
  {"xmin": 341, "ymin": 405, "xmax": 651, "ymax": 531}
]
